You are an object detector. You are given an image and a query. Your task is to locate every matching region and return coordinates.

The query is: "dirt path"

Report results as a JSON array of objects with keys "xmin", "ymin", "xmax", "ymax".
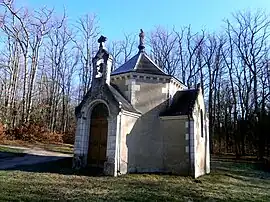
[{"xmin": 0, "ymin": 144, "xmax": 72, "ymax": 170}]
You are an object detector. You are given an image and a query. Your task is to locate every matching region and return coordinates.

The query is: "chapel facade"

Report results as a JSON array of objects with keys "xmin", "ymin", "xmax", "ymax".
[{"xmin": 73, "ymin": 31, "xmax": 210, "ymax": 178}]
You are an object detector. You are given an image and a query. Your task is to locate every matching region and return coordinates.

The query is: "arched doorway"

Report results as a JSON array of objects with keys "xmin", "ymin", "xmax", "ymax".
[{"xmin": 88, "ymin": 103, "xmax": 109, "ymax": 167}]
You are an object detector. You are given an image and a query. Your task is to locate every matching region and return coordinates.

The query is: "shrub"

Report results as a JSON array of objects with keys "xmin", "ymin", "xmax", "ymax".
[
  {"xmin": 0, "ymin": 122, "xmax": 6, "ymax": 141},
  {"xmin": 4, "ymin": 123, "xmax": 63, "ymax": 144},
  {"xmin": 62, "ymin": 131, "xmax": 75, "ymax": 144}
]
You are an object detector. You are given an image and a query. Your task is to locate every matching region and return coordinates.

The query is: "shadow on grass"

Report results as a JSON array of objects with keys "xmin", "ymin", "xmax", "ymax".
[
  {"xmin": 0, "ymin": 151, "xmax": 103, "ymax": 176},
  {"xmin": 212, "ymin": 158, "xmax": 270, "ymax": 176},
  {"xmin": 0, "ymin": 151, "xmax": 26, "ymax": 159},
  {"xmin": 211, "ymin": 158, "xmax": 270, "ymax": 188},
  {"xmin": 0, "ymin": 154, "xmax": 270, "ymax": 201}
]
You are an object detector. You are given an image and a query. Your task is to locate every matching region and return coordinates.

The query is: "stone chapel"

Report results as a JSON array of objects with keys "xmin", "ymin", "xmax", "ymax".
[{"xmin": 73, "ymin": 30, "xmax": 210, "ymax": 178}]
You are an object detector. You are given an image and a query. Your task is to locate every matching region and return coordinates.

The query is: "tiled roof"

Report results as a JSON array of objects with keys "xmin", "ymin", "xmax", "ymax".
[
  {"xmin": 111, "ymin": 52, "xmax": 167, "ymax": 76},
  {"xmin": 160, "ymin": 89, "xmax": 199, "ymax": 116}
]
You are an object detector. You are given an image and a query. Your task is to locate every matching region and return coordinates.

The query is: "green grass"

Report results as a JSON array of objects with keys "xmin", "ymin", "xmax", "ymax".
[
  {"xmin": 0, "ymin": 141, "xmax": 73, "ymax": 155},
  {"xmin": 0, "ymin": 159, "xmax": 269, "ymax": 202},
  {"xmin": 0, "ymin": 146, "xmax": 24, "ymax": 154},
  {"xmin": 42, "ymin": 144, "xmax": 73, "ymax": 154}
]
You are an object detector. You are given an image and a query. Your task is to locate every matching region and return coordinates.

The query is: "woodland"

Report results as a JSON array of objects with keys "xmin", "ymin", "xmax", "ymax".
[{"xmin": 0, "ymin": 1, "xmax": 269, "ymax": 159}]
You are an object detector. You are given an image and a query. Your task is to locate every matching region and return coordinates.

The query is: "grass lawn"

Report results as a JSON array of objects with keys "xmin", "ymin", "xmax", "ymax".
[
  {"xmin": 0, "ymin": 146, "xmax": 24, "ymax": 154},
  {"xmin": 0, "ymin": 140, "xmax": 73, "ymax": 155},
  {"xmin": 0, "ymin": 158, "xmax": 269, "ymax": 201},
  {"xmin": 41, "ymin": 143, "xmax": 73, "ymax": 154},
  {"xmin": 0, "ymin": 145, "xmax": 26, "ymax": 158}
]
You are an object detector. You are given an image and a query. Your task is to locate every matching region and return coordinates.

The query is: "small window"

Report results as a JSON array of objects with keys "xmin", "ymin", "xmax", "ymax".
[{"xmin": 200, "ymin": 109, "xmax": 204, "ymax": 138}]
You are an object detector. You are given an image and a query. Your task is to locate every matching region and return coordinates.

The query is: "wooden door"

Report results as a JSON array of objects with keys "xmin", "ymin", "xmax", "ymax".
[{"xmin": 88, "ymin": 104, "xmax": 108, "ymax": 167}]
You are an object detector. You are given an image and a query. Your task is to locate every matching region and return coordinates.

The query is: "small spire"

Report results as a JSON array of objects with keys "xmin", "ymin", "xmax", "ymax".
[{"xmin": 138, "ymin": 29, "xmax": 145, "ymax": 53}]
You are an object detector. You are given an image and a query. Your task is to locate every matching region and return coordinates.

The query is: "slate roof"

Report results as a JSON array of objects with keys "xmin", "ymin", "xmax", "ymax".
[
  {"xmin": 75, "ymin": 83, "xmax": 140, "ymax": 117},
  {"xmin": 160, "ymin": 89, "xmax": 199, "ymax": 116},
  {"xmin": 111, "ymin": 52, "xmax": 167, "ymax": 76}
]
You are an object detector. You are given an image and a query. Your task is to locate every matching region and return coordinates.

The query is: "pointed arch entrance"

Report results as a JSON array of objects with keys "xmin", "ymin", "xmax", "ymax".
[{"xmin": 88, "ymin": 103, "xmax": 109, "ymax": 167}]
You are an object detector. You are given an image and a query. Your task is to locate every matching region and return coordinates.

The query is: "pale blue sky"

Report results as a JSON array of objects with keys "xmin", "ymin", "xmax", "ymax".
[{"xmin": 19, "ymin": 0, "xmax": 270, "ymax": 40}]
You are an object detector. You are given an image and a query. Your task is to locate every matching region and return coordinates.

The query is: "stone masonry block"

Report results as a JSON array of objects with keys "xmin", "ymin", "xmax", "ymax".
[
  {"xmin": 185, "ymin": 133, "xmax": 189, "ymax": 140},
  {"xmin": 185, "ymin": 146, "xmax": 189, "ymax": 153},
  {"xmin": 133, "ymin": 84, "xmax": 140, "ymax": 91},
  {"xmin": 125, "ymin": 79, "xmax": 136, "ymax": 85},
  {"xmin": 106, "ymin": 149, "xmax": 115, "ymax": 159}
]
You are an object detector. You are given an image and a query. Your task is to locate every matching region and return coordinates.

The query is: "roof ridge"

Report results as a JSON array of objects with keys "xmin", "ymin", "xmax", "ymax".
[
  {"xmin": 142, "ymin": 53, "xmax": 166, "ymax": 75},
  {"xmin": 111, "ymin": 52, "xmax": 167, "ymax": 76},
  {"xmin": 111, "ymin": 53, "xmax": 140, "ymax": 75},
  {"xmin": 133, "ymin": 53, "xmax": 142, "ymax": 71}
]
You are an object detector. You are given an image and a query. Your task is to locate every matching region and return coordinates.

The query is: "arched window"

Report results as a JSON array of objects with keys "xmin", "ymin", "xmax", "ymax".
[{"xmin": 200, "ymin": 109, "xmax": 204, "ymax": 138}]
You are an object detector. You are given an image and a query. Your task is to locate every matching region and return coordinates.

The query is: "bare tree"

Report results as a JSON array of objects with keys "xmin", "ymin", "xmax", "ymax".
[
  {"xmin": 25, "ymin": 7, "xmax": 53, "ymax": 122},
  {"xmin": 226, "ymin": 10, "xmax": 270, "ymax": 158},
  {"xmin": 108, "ymin": 32, "xmax": 136, "ymax": 70},
  {"xmin": 149, "ymin": 27, "xmax": 180, "ymax": 76},
  {"xmin": 73, "ymin": 14, "xmax": 99, "ymax": 99},
  {"xmin": 1, "ymin": 0, "xmax": 30, "ymax": 123}
]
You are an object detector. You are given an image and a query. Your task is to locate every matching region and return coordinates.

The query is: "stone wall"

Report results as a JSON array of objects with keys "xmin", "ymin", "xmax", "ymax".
[
  {"xmin": 119, "ymin": 112, "xmax": 138, "ymax": 174},
  {"xmin": 73, "ymin": 99, "xmax": 120, "ymax": 176},
  {"xmin": 191, "ymin": 89, "xmax": 210, "ymax": 178},
  {"xmin": 124, "ymin": 76, "xmax": 189, "ymax": 174},
  {"xmin": 112, "ymin": 73, "xmax": 190, "ymax": 174},
  {"xmin": 125, "ymin": 77, "xmax": 168, "ymax": 172},
  {"xmin": 133, "ymin": 78, "xmax": 168, "ymax": 113},
  {"xmin": 111, "ymin": 73, "xmax": 186, "ymax": 112},
  {"xmin": 73, "ymin": 117, "xmax": 88, "ymax": 168},
  {"xmin": 111, "ymin": 78, "xmax": 129, "ymax": 100},
  {"xmin": 104, "ymin": 114, "xmax": 118, "ymax": 176},
  {"xmin": 160, "ymin": 116, "xmax": 190, "ymax": 175},
  {"xmin": 126, "ymin": 101, "xmax": 167, "ymax": 173}
]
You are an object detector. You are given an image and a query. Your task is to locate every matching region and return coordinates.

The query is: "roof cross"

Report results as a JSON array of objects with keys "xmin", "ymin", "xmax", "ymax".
[{"xmin": 98, "ymin": 35, "xmax": 107, "ymax": 49}]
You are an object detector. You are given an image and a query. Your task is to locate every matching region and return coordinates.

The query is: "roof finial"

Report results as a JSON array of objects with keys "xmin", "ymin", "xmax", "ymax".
[
  {"xmin": 98, "ymin": 35, "xmax": 107, "ymax": 50},
  {"xmin": 138, "ymin": 29, "xmax": 145, "ymax": 53}
]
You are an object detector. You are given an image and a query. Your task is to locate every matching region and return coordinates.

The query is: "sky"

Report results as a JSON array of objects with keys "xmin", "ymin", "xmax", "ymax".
[{"xmin": 17, "ymin": 0, "xmax": 270, "ymax": 41}]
